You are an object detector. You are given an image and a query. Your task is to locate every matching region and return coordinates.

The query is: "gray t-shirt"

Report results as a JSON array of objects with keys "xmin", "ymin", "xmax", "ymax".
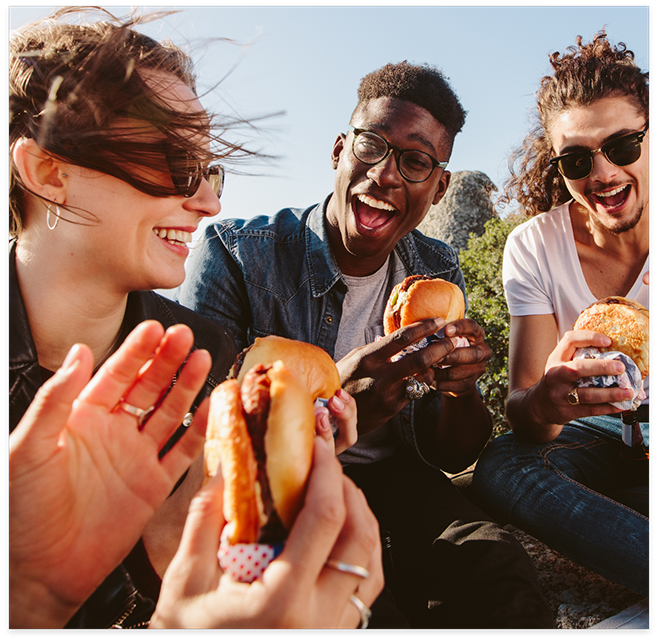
[{"xmin": 336, "ymin": 254, "xmax": 408, "ymax": 465}]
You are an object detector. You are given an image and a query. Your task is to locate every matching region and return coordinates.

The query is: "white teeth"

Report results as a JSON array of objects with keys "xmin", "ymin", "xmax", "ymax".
[
  {"xmin": 596, "ymin": 185, "xmax": 627, "ymax": 198},
  {"xmin": 357, "ymin": 194, "xmax": 396, "ymax": 211},
  {"xmin": 153, "ymin": 228, "xmax": 193, "ymax": 244}
]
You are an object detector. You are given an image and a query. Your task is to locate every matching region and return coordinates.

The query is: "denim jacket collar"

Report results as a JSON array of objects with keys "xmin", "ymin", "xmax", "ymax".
[{"xmin": 305, "ymin": 194, "xmax": 461, "ymax": 298}]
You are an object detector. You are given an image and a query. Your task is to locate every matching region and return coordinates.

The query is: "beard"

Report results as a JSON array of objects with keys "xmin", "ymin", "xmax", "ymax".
[{"xmin": 601, "ymin": 199, "xmax": 645, "ymax": 235}]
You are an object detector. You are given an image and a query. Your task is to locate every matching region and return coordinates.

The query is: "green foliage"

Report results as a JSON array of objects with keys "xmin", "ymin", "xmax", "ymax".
[{"xmin": 460, "ymin": 214, "xmax": 525, "ymax": 437}]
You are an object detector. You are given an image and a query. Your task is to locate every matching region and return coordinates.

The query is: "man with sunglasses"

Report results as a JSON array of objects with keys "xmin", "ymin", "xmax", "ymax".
[
  {"xmin": 180, "ymin": 61, "xmax": 553, "ymax": 628},
  {"xmin": 473, "ymin": 31, "xmax": 649, "ymax": 599}
]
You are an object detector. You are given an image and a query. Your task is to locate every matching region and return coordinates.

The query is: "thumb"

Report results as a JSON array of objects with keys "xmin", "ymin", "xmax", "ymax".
[{"xmin": 164, "ymin": 471, "xmax": 226, "ymax": 596}]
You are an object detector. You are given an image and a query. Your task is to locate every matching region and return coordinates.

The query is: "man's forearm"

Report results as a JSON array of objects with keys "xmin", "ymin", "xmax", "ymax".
[{"xmin": 506, "ymin": 384, "xmax": 564, "ymax": 443}]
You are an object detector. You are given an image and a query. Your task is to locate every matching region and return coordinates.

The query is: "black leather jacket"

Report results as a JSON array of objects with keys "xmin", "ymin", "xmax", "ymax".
[{"xmin": 9, "ymin": 240, "xmax": 238, "ymax": 627}]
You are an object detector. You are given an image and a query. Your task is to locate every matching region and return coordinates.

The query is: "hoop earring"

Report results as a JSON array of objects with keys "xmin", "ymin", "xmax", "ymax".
[{"xmin": 46, "ymin": 203, "xmax": 60, "ymax": 230}]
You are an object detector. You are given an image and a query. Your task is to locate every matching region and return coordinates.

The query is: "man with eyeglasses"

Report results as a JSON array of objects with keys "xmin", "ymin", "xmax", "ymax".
[
  {"xmin": 180, "ymin": 60, "xmax": 553, "ymax": 628},
  {"xmin": 473, "ymin": 31, "xmax": 649, "ymax": 599}
]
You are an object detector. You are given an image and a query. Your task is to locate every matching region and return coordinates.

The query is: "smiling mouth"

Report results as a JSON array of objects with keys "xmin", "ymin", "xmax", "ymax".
[
  {"xmin": 353, "ymin": 194, "xmax": 397, "ymax": 230},
  {"xmin": 153, "ymin": 228, "xmax": 193, "ymax": 246},
  {"xmin": 592, "ymin": 184, "xmax": 630, "ymax": 209}
]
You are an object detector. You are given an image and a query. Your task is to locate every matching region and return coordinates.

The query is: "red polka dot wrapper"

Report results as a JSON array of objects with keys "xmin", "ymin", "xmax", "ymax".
[{"xmin": 218, "ymin": 538, "xmax": 284, "ymax": 583}]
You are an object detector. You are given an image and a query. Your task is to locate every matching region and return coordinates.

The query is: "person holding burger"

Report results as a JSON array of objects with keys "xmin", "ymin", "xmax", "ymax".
[
  {"xmin": 179, "ymin": 61, "xmax": 552, "ymax": 628},
  {"xmin": 473, "ymin": 30, "xmax": 649, "ymax": 597}
]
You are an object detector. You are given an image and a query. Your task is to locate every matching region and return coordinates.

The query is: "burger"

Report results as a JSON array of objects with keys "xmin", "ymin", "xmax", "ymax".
[
  {"xmin": 573, "ymin": 296, "xmax": 649, "ymax": 379},
  {"xmin": 384, "ymin": 275, "xmax": 465, "ymax": 335},
  {"xmin": 205, "ymin": 360, "xmax": 315, "ymax": 546},
  {"xmin": 229, "ymin": 335, "xmax": 341, "ymax": 400}
]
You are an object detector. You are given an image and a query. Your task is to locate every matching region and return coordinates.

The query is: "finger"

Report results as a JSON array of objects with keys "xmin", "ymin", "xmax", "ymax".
[
  {"xmin": 77, "ymin": 321, "xmax": 165, "ymax": 409},
  {"xmin": 120, "ymin": 324, "xmax": 196, "ymax": 413},
  {"xmin": 321, "ymin": 478, "xmax": 381, "ymax": 600},
  {"xmin": 274, "ymin": 437, "xmax": 346, "ymax": 586},
  {"xmin": 11, "ymin": 344, "xmax": 94, "ymax": 448},
  {"xmin": 554, "ymin": 330, "xmax": 612, "ymax": 361},
  {"xmin": 165, "ymin": 470, "xmax": 225, "ymax": 596},
  {"xmin": 374, "ymin": 318, "xmax": 445, "ymax": 362},
  {"xmin": 329, "ymin": 390, "xmax": 358, "ymax": 454},
  {"xmin": 158, "ymin": 395, "xmax": 209, "ymax": 479},
  {"xmin": 141, "ymin": 348, "xmax": 211, "ymax": 450}
]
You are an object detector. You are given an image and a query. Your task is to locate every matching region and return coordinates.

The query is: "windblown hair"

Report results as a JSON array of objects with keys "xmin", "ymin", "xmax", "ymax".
[
  {"xmin": 9, "ymin": 7, "xmax": 261, "ymax": 236},
  {"xmin": 503, "ymin": 29, "xmax": 649, "ymax": 218},
  {"xmin": 353, "ymin": 61, "xmax": 467, "ymax": 150}
]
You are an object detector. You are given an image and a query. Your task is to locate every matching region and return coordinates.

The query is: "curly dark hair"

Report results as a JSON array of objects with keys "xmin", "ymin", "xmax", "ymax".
[
  {"xmin": 503, "ymin": 29, "xmax": 649, "ymax": 218},
  {"xmin": 353, "ymin": 61, "xmax": 467, "ymax": 150},
  {"xmin": 9, "ymin": 7, "xmax": 264, "ymax": 236}
]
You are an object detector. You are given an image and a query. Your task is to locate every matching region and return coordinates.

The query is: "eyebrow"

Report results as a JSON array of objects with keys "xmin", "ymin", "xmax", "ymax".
[
  {"xmin": 558, "ymin": 127, "xmax": 642, "ymax": 155},
  {"xmin": 359, "ymin": 122, "xmax": 439, "ymax": 155}
]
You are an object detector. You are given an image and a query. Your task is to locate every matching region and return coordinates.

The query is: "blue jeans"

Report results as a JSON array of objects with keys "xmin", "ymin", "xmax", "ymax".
[{"xmin": 473, "ymin": 413, "xmax": 648, "ymax": 596}]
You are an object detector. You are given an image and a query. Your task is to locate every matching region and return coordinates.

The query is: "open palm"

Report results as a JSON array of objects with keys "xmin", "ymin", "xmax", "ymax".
[{"xmin": 10, "ymin": 321, "xmax": 211, "ymax": 626}]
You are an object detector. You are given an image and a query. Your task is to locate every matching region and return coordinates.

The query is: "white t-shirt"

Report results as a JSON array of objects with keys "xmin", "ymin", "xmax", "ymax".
[{"xmin": 503, "ymin": 201, "xmax": 649, "ymax": 400}]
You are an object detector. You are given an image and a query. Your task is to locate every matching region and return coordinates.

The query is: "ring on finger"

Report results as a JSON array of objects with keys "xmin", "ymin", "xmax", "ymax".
[
  {"xmin": 349, "ymin": 594, "xmax": 371, "ymax": 629},
  {"xmin": 116, "ymin": 401, "xmax": 155, "ymax": 428},
  {"xmin": 567, "ymin": 386, "xmax": 580, "ymax": 406},
  {"xmin": 325, "ymin": 558, "xmax": 370, "ymax": 579},
  {"xmin": 405, "ymin": 376, "xmax": 430, "ymax": 401}
]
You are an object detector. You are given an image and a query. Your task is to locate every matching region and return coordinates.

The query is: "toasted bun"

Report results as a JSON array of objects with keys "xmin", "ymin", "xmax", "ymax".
[
  {"xmin": 573, "ymin": 296, "xmax": 649, "ymax": 379},
  {"xmin": 384, "ymin": 276, "xmax": 465, "ymax": 335},
  {"xmin": 205, "ymin": 379, "xmax": 260, "ymax": 545},
  {"xmin": 234, "ymin": 335, "xmax": 341, "ymax": 400},
  {"xmin": 264, "ymin": 360, "xmax": 315, "ymax": 531},
  {"xmin": 204, "ymin": 361, "xmax": 315, "ymax": 544}
]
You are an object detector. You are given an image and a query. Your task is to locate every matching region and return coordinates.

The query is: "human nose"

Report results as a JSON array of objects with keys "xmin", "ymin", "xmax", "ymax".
[
  {"xmin": 367, "ymin": 151, "xmax": 403, "ymax": 187},
  {"xmin": 588, "ymin": 149, "xmax": 620, "ymax": 183},
  {"xmin": 183, "ymin": 176, "xmax": 221, "ymax": 217}
]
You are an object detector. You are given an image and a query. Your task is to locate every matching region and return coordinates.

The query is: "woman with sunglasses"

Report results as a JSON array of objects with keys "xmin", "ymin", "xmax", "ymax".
[
  {"xmin": 473, "ymin": 30, "xmax": 649, "ymax": 597},
  {"xmin": 10, "ymin": 7, "xmax": 376, "ymax": 628}
]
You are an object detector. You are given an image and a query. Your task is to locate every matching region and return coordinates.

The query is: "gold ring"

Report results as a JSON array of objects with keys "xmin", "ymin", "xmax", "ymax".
[
  {"xmin": 325, "ymin": 558, "xmax": 370, "ymax": 579},
  {"xmin": 567, "ymin": 386, "xmax": 580, "ymax": 406},
  {"xmin": 117, "ymin": 401, "xmax": 155, "ymax": 427},
  {"xmin": 349, "ymin": 594, "xmax": 371, "ymax": 629}
]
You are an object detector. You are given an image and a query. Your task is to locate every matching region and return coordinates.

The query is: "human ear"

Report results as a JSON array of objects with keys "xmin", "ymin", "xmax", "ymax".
[
  {"xmin": 432, "ymin": 170, "xmax": 451, "ymax": 205},
  {"xmin": 12, "ymin": 138, "xmax": 68, "ymax": 203},
  {"xmin": 330, "ymin": 133, "xmax": 346, "ymax": 170}
]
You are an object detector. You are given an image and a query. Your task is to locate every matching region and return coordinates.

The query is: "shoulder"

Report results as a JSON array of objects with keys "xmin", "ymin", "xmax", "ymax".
[
  {"xmin": 403, "ymin": 230, "xmax": 460, "ymax": 272},
  {"xmin": 508, "ymin": 203, "xmax": 571, "ymax": 246},
  {"xmin": 213, "ymin": 204, "xmax": 317, "ymax": 243}
]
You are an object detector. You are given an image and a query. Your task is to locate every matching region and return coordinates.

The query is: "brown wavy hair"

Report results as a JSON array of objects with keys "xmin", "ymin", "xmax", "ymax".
[
  {"xmin": 10, "ymin": 7, "xmax": 265, "ymax": 236},
  {"xmin": 502, "ymin": 29, "xmax": 648, "ymax": 217}
]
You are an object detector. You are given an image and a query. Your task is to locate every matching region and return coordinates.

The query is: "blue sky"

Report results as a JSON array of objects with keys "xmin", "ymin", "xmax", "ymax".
[{"xmin": 9, "ymin": 5, "xmax": 650, "ymax": 227}]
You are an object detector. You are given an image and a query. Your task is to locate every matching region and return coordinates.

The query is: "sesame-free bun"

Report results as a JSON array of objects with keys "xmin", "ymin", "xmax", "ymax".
[
  {"xmin": 384, "ymin": 275, "xmax": 465, "ymax": 335},
  {"xmin": 204, "ymin": 361, "xmax": 315, "ymax": 545},
  {"xmin": 233, "ymin": 335, "xmax": 341, "ymax": 400},
  {"xmin": 573, "ymin": 296, "xmax": 649, "ymax": 379}
]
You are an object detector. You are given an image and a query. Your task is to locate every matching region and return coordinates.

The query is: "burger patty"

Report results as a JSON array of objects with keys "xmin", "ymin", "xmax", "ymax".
[{"xmin": 241, "ymin": 365, "xmax": 287, "ymax": 543}]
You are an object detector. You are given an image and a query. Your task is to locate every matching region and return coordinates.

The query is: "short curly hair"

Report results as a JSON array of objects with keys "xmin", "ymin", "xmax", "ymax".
[
  {"xmin": 352, "ymin": 61, "xmax": 466, "ymax": 149},
  {"xmin": 504, "ymin": 29, "xmax": 648, "ymax": 217}
]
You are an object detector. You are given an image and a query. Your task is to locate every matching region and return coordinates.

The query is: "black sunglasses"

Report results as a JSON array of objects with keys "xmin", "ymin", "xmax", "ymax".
[
  {"xmin": 549, "ymin": 124, "xmax": 648, "ymax": 181},
  {"xmin": 166, "ymin": 151, "xmax": 225, "ymax": 198}
]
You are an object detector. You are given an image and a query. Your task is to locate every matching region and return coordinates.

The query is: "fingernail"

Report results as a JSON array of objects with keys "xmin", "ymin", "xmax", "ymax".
[
  {"xmin": 332, "ymin": 395, "xmax": 345, "ymax": 412},
  {"xmin": 337, "ymin": 388, "xmax": 350, "ymax": 402},
  {"xmin": 61, "ymin": 344, "xmax": 82, "ymax": 372}
]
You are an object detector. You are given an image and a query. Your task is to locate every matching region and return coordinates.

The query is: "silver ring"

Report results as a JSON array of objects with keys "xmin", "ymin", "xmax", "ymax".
[
  {"xmin": 567, "ymin": 386, "xmax": 580, "ymax": 406},
  {"xmin": 349, "ymin": 594, "xmax": 371, "ymax": 629},
  {"xmin": 182, "ymin": 412, "xmax": 194, "ymax": 427},
  {"xmin": 405, "ymin": 376, "xmax": 430, "ymax": 401},
  {"xmin": 326, "ymin": 558, "xmax": 370, "ymax": 579},
  {"xmin": 117, "ymin": 401, "xmax": 155, "ymax": 427}
]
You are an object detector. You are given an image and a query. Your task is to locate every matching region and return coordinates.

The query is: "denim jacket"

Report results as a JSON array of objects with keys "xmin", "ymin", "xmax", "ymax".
[
  {"xmin": 9, "ymin": 238, "xmax": 237, "ymax": 627},
  {"xmin": 179, "ymin": 195, "xmax": 467, "ymax": 469}
]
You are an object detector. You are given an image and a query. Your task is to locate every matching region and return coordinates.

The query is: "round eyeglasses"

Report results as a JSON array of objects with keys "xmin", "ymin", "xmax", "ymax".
[
  {"xmin": 549, "ymin": 124, "xmax": 648, "ymax": 181},
  {"xmin": 166, "ymin": 150, "xmax": 225, "ymax": 198},
  {"xmin": 348, "ymin": 125, "xmax": 448, "ymax": 183}
]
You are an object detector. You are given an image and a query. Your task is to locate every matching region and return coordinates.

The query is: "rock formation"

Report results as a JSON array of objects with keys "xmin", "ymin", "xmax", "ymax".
[{"xmin": 417, "ymin": 170, "xmax": 497, "ymax": 251}]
